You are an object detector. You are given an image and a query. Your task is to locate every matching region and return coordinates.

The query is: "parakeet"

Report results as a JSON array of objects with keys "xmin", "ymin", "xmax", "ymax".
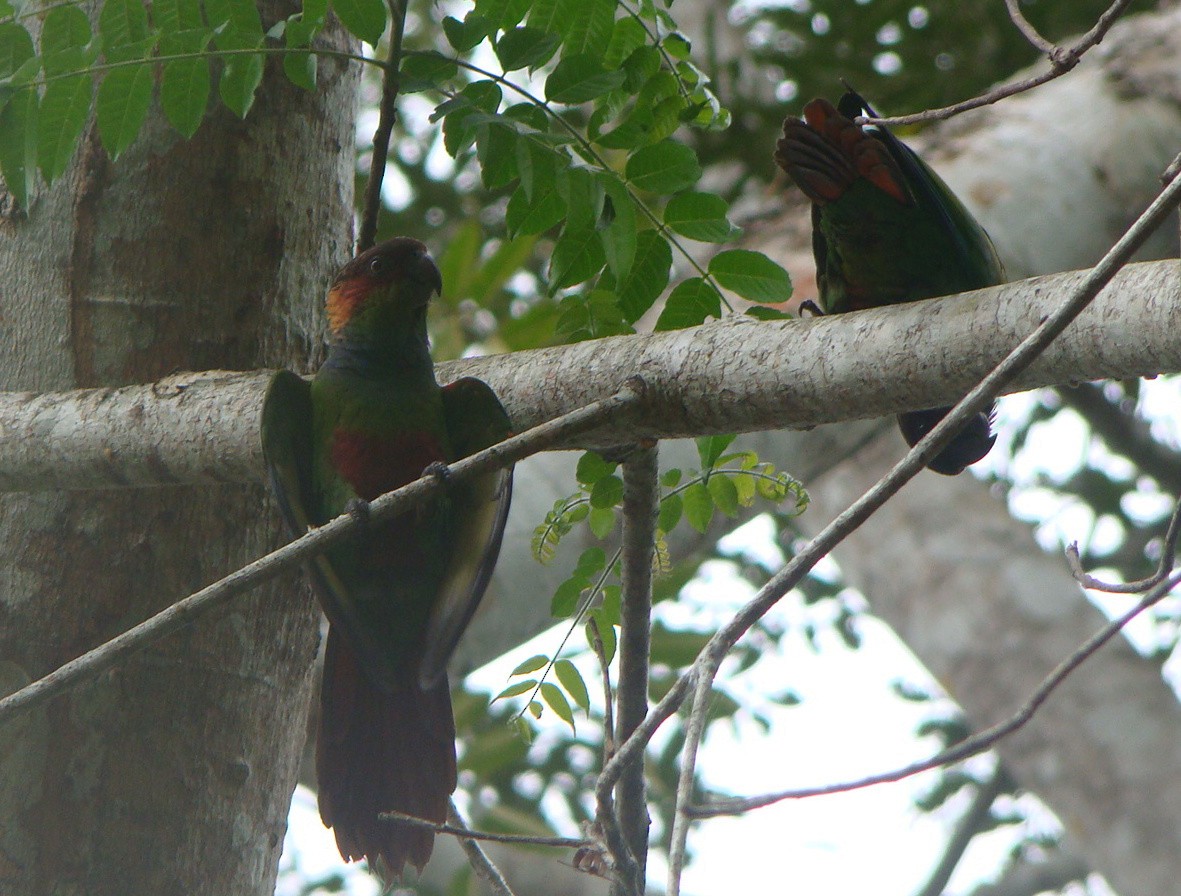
[
  {"xmin": 261, "ymin": 237, "xmax": 513, "ymax": 877},
  {"xmin": 775, "ymin": 89, "xmax": 1004, "ymax": 474}
]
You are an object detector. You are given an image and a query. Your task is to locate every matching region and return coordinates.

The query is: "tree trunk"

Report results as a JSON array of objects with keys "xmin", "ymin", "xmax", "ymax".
[{"xmin": 0, "ymin": 6, "xmax": 358, "ymax": 892}]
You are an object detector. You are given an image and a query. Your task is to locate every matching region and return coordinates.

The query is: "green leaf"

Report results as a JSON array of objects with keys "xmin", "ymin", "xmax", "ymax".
[
  {"xmin": 545, "ymin": 53, "xmax": 625, "ymax": 105},
  {"xmin": 708, "ymin": 250, "xmax": 793, "ymax": 303},
  {"xmin": 664, "ymin": 192, "xmax": 740, "ymax": 243},
  {"xmin": 283, "ymin": 48, "xmax": 317, "ymax": 91},
  {"xmin": 555, "ymin": 290, "xmax": 632, "ymax": 342},
  {"xmin": 554, "ymin": 660, "xmax": 590, "ymax": 711},
  {"xmin": 682, "ymin": 480, "xmax": 712, "ymax": 534},
  {"xmin": 494, "ymin": 679, "xmax": 538, "ymax": 701},
  {"xmin": 590, "ymin": 474, "xmax": 623, "ymax": 509},
  {"xmin": 38, "ymin": 74, "xmax": 89, "ymax": 184},
  {"xmin": 625, "ymin": 139, "xmax": 701, "ymax": 194},
  {"xmin": 40, "ymin": 6, "xmax": 92, "ymax": 77},
  {"xmin": 161, "ymin": 57, "xmax": 211, "ymax": 137},
  {"xmin": 332, "ymin": 0, "xmax": 386, "ymax": 44},
  {"xmin": 696, "ymin": 434, "xmax": 736, "ymax": 468},
  {"xmin": 598, "ymin": 174, "xmax": 636, "ymax": 281},
  {"xmin": 576, "ymin": 451, "xmax": 617, "ymax": 485},
  {"xmin": 654, "ymin": 277, "xmax": 720, "ymax": 330},
  {"xmin": 708, "ymin": 474, "xmax": 739, "ymax": 517},
  {"xmin": 0, "ymin": 88, "xmax": 37, "ymax": 208},
  {"xmin": 99, "ymin": 0, "xmax": 151, "ymax": 62},
  {"xmin": 745, "ymin": 304, "xmax": 792, "ymax": 320},
  {"xmin": 551, "ymin": 576, "xmax": 587, "ymax": 617},
  {"xmin": 511, "ymin": 654, "xmax": 550, "ymax": 676},
  {"xmin": 476, "ymin": 122, "xmax": 517, "ymax": 190},
  {"xmin": 576, "ymin": 546, "xmax": 606, "ymax": 576},
  {"xmin": 603, "ymin": 15, "xmax": 645, "ymax": 69},
  {"xmin": 96, "ymin": 64, "xmax": 152, "ymax": 159},
  {"xmin": 506, "ymin": 175, "xmax": 565, "ymax": 237},
  {"xmin": 443, "ymin": 13, "xmax": 492, "ymax": 52},
  {"xmin": 400, "ymin": 52, "xmax": 458, "ymax": 92},
  {"xmin": 477, "ymin": 0, "xmax": 532, "ymax": 30},
  {"xmin": 440, "ymin": 80, "xmax": 502, "ymax": 157},
  {"xmin": 218, "ymin": 41, "xmax": 263, "ymax": 119},
  {"xmin": 660, "ymin": 468, "xmax": 682, "ymax": 488},
  {"xmin": 562, "ymin": 0, "xmax": 613, "ymax": 57},
  {"xmin": 154, "ymin": 0, "xmax": 206, "ymax": 34},
  {"xmin": 540, "ymin": 682, "xmax": 574, "ymax": 728},
  {"xmin": 0, "ymin": 23, "xmax": 35, "ymax": 80},
  {"xmin": 555, "ymin": 165, "xmax": 603, "ymax": 233},
  {"xmin": 589, "ymin": 506, "xmax": 615, "ymax": 538},
  {"xmin": 494, "ymin": 26, "xmax": 559, "ymax": 71},
  {"xmin": 658, "ymin": 492, "xmax": 682, "ymax": 534},
  {"xmin": 616, "ymin": 230, "xmax": 671, "ymax": 323},
  {"xmin": 589, "ymin": 615, "xmax": 617, "ymax": 662},
  {"xmin": 548, "ymin": 225, "xmax": 605, "ymax": 290}
]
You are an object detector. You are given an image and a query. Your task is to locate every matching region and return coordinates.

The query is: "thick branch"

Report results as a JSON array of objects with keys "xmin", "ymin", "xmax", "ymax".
[{"xmin": 0, "ymin": 261, "xmax": 1178, "ymax": 492}]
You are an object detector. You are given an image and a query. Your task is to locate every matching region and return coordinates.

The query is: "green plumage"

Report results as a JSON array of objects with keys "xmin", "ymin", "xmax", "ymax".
[
  {"xmin": 260, "ymin": 237, "xmax": 513, "ymax": 877},
  {"xmin": 775, "ymin": 90, "xmax": 1005, "ymax": 474}
]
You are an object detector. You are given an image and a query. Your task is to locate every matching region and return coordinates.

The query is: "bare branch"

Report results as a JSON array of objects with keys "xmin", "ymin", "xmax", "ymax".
[
  {"xmin": 1004, "ymin": 0, "xmax": 1055, "ymax": 54},
  {"xmin": 914, "ymin": 767, "xmax": 1013, "ymax": 896},
  {"xmin": 357, "ymin": 0, "xmax": 408, "ymax": 252},
  {"xmin": 1066, "ymin": 492, "xmax": 1181, "ymax": 593},
  {"xmin": 608, "ymin": 444, "xmax": 659, "ymax": 896},
  {"xmin": 2, "ymin": 262, "xmax": 1180, "ymax": 492},
  {"xmin": 866, "ymin": 0, "xmax": 1136, "ymax": 127},
  {"xmin": 376, "ymin": 804, "xmax": 587, "ymax": 850},
  {"xmin": 615, "ymin": 160, "xmax": 1181, "ymax": 820},
  {"xmin": 445, "ymin": 801, "xmax": 517, "ymax": 896},
  {"xmin": 0, "ymin": 382, "xmax": 645, "ymax": 726},
  {"xmin": 689, "ymin": 567, "xmax": 1181, "ymax": 817}
]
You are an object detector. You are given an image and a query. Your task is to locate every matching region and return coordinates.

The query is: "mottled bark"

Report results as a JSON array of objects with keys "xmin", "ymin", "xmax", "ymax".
[{"xmin": 0, "ymin": 6, "xmax": 358, "ymax": 893}]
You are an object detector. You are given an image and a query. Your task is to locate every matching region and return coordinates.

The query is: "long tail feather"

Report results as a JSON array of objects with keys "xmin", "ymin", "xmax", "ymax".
[{"xmin": 316, "ymin": 627, "xmax": 457, "ymax": 879}]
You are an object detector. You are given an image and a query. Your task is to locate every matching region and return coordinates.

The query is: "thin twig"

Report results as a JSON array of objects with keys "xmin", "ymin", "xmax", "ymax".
[
  {"xmin": 913, "ymin": 767, "xmax": 1012, "ymax": 896},
  {"xmin": 445, "ymin": 800, "xmax": 517, "ymax": 896},
  {"xmin": 689, "ymin": 568, "xmax": 1181, "ymax": 816},
  {"xmin": 602, "ymin": 152, "xmax": 1181, "ymax": 830},
  {"xmin": 666, "ymin": 659, "xmax": 718, "ymax": 896},
  {"xmin": 0, "ymin": 381, "xmax": 647, "ymax": 726},
  {"xmin": 378, "ymin": 805, "xmax": 588, "ymax": 850},
  {"xmin": 1004, "ymin": 0, "xmax": 1056, "ymax": 54},
  {"xmin": 357, "ymin": 0, "xmax": 407, "ymax": 252},
  {"xmin": 588, "ymin": 617, "xmax": 616, "ymax": 758},
  {"xmin": 609, "ymin": 444, "xmax": 659, "ymax": 896},
  {"xmin": 865, "ymin": 0, "xmax": 1136, "ymax": 127},
  {"xmin": 1066, "ymin": 493, "xmax": 1181, "ymax": 593}
]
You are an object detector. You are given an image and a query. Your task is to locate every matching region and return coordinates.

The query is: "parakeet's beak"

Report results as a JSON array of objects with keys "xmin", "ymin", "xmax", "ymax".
[{"xmin": 414, "ymin": 249, "xmax": 443, "ymax": 299}]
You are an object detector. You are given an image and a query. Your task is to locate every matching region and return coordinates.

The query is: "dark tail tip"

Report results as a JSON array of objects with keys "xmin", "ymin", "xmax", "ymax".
[{"xmin": 897, "ymin": 406, "xmax": 997, "ymax": 476}]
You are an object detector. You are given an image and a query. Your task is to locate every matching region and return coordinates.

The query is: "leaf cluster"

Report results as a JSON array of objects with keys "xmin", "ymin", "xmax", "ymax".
[{"xmin": 0, "ymin": 0, "xmax": 339, "ymax": 206}]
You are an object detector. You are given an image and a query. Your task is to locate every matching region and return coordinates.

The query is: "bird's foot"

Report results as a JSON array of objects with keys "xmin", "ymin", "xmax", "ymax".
[
  {"xmin": 798, "ymin": 300, "xmax": 825, "ymax": 317},
  {"xmin": 423, "ymin": 461, "xmax": 451, "ymax": 485},
  {"xmin": 345, "ymin": 497, "xmax": 371, "ymax": 527}
]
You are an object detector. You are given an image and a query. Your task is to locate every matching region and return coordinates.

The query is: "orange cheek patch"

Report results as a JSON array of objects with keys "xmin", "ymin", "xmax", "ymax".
[{"xmin": 327, "ymin": 280, "xmax": 370, "ymax": 333}]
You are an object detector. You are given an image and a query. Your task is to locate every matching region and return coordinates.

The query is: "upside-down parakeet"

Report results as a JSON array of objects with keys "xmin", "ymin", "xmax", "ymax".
[
  {"xmin": 261, "ymin": 237, "xmax": 513, "ymax": 877},
  {"xmin": 775, "ymin": 90, "xmax": 1005, "ymax": 474}
]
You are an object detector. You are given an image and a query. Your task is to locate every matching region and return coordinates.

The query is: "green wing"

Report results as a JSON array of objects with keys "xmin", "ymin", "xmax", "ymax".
[
  {"xmin": 261, "ymin": 370, "xmax": 316, "ymax": 534},
  {"xmin": 837, "ymin": 90, "xmax": 1004, "ymax": 292},
  {"xmin": 418, "ymin": 377, "xmax": 514, "ymax": 688},
  {"xmin": 261, "ymin": 370, "xmax": 365, "ymax": 644}
]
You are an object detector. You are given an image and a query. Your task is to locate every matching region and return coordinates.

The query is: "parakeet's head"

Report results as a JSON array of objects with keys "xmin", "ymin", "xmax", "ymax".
[{"xmin": 327, "ymin": 237, "xmax": 443, "ymax": 336}]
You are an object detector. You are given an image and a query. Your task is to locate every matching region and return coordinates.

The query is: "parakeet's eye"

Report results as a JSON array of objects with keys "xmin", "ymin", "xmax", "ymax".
[{"xmin": 369, "ymin": 256, "xmax": 386, "ymax": 274}]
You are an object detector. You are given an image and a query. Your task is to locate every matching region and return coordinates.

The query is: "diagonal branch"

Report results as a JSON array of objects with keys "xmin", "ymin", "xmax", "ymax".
[
  {"xmin": 619, "ymin": 158, "xmax": 1181, "ymax": 893},
  {"xmin": 0, "ymin": 382, "xmax": 645, "ymax": 726}
]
